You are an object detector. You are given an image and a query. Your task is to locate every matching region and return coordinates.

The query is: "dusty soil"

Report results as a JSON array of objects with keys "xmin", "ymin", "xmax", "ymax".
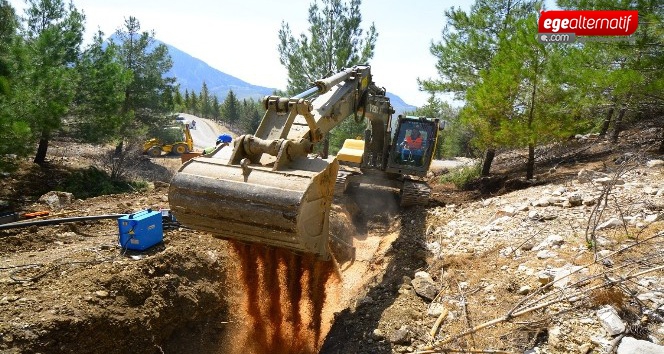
[{"xmin": 0, "ymin": 120, "xmax": 663, "ymax": 354}]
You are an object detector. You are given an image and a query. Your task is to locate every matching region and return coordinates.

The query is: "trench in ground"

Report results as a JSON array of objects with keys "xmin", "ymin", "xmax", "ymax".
[{"xmin": 2, "ymin": 185, "xmax": 424, "ymax": 354}]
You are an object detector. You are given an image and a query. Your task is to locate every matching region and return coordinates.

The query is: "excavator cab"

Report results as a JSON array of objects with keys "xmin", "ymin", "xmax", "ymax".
[{"xmin": 385, "ymin": 116, "xmax": 440, "ymax": 177}]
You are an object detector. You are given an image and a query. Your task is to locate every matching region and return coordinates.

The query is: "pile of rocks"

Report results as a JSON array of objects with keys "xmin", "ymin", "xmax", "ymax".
[{"xmin": 399, "ymin": 160, "xmax": 664, "ymax": 353}]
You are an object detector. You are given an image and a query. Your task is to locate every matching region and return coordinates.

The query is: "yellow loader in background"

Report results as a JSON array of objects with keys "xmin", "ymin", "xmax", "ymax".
[{"xmin": 143, "ymin": 123, "xmax": 194, "ymax": 157}]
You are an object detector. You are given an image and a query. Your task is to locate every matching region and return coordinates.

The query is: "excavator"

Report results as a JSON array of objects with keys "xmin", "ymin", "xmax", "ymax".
[{"xmin": 168, "ymin": 65, "xmax": 442, "ymax": 259}]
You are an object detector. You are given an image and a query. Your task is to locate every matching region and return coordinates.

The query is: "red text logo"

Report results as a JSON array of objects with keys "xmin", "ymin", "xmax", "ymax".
[{"xmin": 539, "ymin": 10, "xmax": 638, "ymax": 36}]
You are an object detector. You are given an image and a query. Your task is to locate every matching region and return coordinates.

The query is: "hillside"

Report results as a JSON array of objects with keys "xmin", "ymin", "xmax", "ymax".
[
  {"xmin": 164, "ymin": 41, "xmax": 275, "ymax": 101},
  {"xmin": 0, "ymin": 119, "xmax": 662, "ymax": 353}
]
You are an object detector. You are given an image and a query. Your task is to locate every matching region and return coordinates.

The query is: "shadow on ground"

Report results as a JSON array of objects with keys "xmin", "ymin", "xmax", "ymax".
[{"xmin": 321, "ymin": 186, "xmax": 429, "ymax": 354}]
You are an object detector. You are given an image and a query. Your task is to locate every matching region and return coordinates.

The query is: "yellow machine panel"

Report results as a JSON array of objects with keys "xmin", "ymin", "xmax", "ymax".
[{"xmin": 337, "ymin": 139, "xmax": 365, "ymax": 164}]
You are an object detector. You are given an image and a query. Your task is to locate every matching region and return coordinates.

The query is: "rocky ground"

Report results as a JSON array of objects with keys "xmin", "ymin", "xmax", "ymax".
[
  {"xmin": 324, "ymin": 144, "xmax": 664, "ymax": 353},
  {"xmin": 0, "ymin": 121, "xmax": 663, "ymax": 354}
]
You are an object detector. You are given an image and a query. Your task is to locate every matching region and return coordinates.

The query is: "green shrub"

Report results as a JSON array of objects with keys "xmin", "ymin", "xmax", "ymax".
[
  {"xmin": 60, "ymin": 167, "xmax": 148, "ymax": 199},
  {"xmin": 439, "ymin": 163, "xmax": 481, "ymax": 189},
  {"xmin": 149, "ymin": 126, "xmax": 185, "ymax": 145}
]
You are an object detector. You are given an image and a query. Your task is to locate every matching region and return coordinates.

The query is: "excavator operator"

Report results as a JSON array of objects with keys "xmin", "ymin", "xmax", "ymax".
[{"xmin": 401, "ymin": 128, "xmax": 423, "ymax": 163}]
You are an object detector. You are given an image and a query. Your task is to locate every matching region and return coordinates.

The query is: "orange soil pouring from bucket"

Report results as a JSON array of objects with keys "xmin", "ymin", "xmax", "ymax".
[{"xmin": 229, "ymin": 242, "xmax": 339, "ymax": 354}]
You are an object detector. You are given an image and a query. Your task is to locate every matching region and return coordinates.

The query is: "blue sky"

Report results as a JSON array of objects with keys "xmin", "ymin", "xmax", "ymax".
[{"xmin": 9, "ymin": 0, "xmax": 477, "ymax": 106}]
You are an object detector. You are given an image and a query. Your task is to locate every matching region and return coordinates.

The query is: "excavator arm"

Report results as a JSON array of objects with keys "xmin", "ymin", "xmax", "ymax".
[
  {"xmin": 226, "ymin": 65, "xmax": 392, "ymax": 170},
  {"xmin": 168, "ymin": 65, "xmax": 392, "ymax": 259}
]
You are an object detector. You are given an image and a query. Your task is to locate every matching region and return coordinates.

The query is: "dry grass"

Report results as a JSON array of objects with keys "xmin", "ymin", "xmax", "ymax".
[{"xmin": 589, "ymin": 287, "xmax": 628, "ymax": 309}]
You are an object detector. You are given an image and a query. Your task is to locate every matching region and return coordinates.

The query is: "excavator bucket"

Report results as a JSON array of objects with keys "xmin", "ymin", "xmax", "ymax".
[{"xmin": 168, "ymin": 155, "xmax": 338, "ymax": 259}]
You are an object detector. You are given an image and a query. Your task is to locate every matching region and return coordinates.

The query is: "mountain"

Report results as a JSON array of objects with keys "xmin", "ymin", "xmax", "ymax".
[
  {"xmin": 161, "ymin": 39, "xmax": 416, "ymax": 112},
  {"xmin": 386, "ymin": 93, "xmax": 416, "ymax": 116},
  {"xmin": 164, "ymin": 42, "xmax": 275, "ymax": 101}
]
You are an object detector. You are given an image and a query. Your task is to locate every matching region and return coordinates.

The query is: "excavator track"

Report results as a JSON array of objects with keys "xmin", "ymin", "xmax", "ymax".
[
  {"xmin": 400, "ymin": 179, "xmax": 430, "ymax": 207},
  {"xmin": 335, "ymin": 170, "xmax": 354, "ymax": 196}
]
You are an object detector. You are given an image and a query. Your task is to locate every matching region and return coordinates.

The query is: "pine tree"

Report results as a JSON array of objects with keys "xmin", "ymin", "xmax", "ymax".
[
  {"xmin": 211, "ymin": 95, "xmax": 221, "ymax": 121},
  {"xmin": 183, "ymin": 90, "xmax": 191, "ymax": 113},
  {"xmin": 200, "ymin": 82, "xmax": 211, "ymax": 118},
  {"xmin": 237, "ymin": 98, "xmax": 263, "ymax": 134},
  {"xmin": 172, "ymin": 87, "xmax": 184, "ymax": 112},
  {"xmin": 112, "ymin": 16, "xmax": 175, "ymax": 153},
  {"xmin": 278, "ymin": 0, "xmax": 377, "ymax": 94},
  {"xmin": 557, "ymin": 0, "xmax": 663, "ymax": 143},
  {"xmin": 278, "ymin": 0, "xmax": 377, "ymax": 156},
  {"xmin": 0, "ymin": 0, "xmax": 14, "ymax": 97},
  {"xmin": 0, "ymin": 1, "xmax": 32, "ymax": 162},
  {"xmin": 188, "ymin": 91, "xmax": 200, "ymax": 116},
  {"xmin": 72, "ymin": 30, "xmax": 132, "ymax": 143},
  {"xmin": 19, "ymin": 0, "xmax": 85, "ymax": 164},
  {"xmin": 421, "ymin": 0, "xmax": 538, "ymax": 175},
  {"xmin": 421, "ymin": 0, "xmax": 537, "ymax": 99},
  {"xmin": 222, "ymin": 90, "xmax": 240, "ymax": 130}
]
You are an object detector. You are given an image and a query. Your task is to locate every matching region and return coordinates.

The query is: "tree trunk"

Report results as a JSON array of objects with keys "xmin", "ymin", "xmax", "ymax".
[
  {"xmin": 115, "ymin": 140, "xmax": 124, "ymax": 155},
  {"xmin": 481, "ymin": 148, "xmax": 495, "ymax": 176},
  {"xmin": 525, "ymin": 63, "xmax": 538, "ymax": 180},
  {"xmin": 599, "ymin": 105, "xmax": 615, "ymax": 138},
  {"xmin": 611, "ymin": 103, "xmax": 627, "ymax": 143},
  {"xmin": 33, "ymin": 132, "xmax": 49, "ymax": 165},
  {"xmin": 526, "ymin": 144, "xmax": 535, "ymax": 180},
  {"xmin": 322, "ymin": 137, "xmax": 330, "ymax": 159}
]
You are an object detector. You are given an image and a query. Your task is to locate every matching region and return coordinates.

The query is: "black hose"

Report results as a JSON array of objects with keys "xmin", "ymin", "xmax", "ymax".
[{"xmin": 0, "ymin": 214, "xmax": 128, "ymax": 231}]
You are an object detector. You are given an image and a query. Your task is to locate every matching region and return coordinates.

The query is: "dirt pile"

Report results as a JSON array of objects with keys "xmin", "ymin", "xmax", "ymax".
[{"xmin": 0, "ymin": 217, "xmax": 233, "ymax": 353}]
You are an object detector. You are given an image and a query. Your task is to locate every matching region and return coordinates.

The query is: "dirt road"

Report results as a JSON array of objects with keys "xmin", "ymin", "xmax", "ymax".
[{"xmin": 177, "ymin": 113, "xmax": 234, "ymax": 150}]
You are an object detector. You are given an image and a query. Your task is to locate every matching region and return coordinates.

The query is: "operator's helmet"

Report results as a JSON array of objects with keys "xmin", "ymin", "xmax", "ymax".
[{"xmin": 216, "ymin": 134, "xmax": 232, "ymax": 145}]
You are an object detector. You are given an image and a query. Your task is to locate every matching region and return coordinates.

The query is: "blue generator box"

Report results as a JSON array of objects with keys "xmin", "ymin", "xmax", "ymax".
[{"xmin": 118, "ymin": 209, "xmax": 163, "ymax": 251}]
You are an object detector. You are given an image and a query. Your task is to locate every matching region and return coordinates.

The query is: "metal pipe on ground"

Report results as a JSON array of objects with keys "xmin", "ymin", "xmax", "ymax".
[{"xmin": 0, "ymin": 214, "xmax": 127, "ymax": 231}]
